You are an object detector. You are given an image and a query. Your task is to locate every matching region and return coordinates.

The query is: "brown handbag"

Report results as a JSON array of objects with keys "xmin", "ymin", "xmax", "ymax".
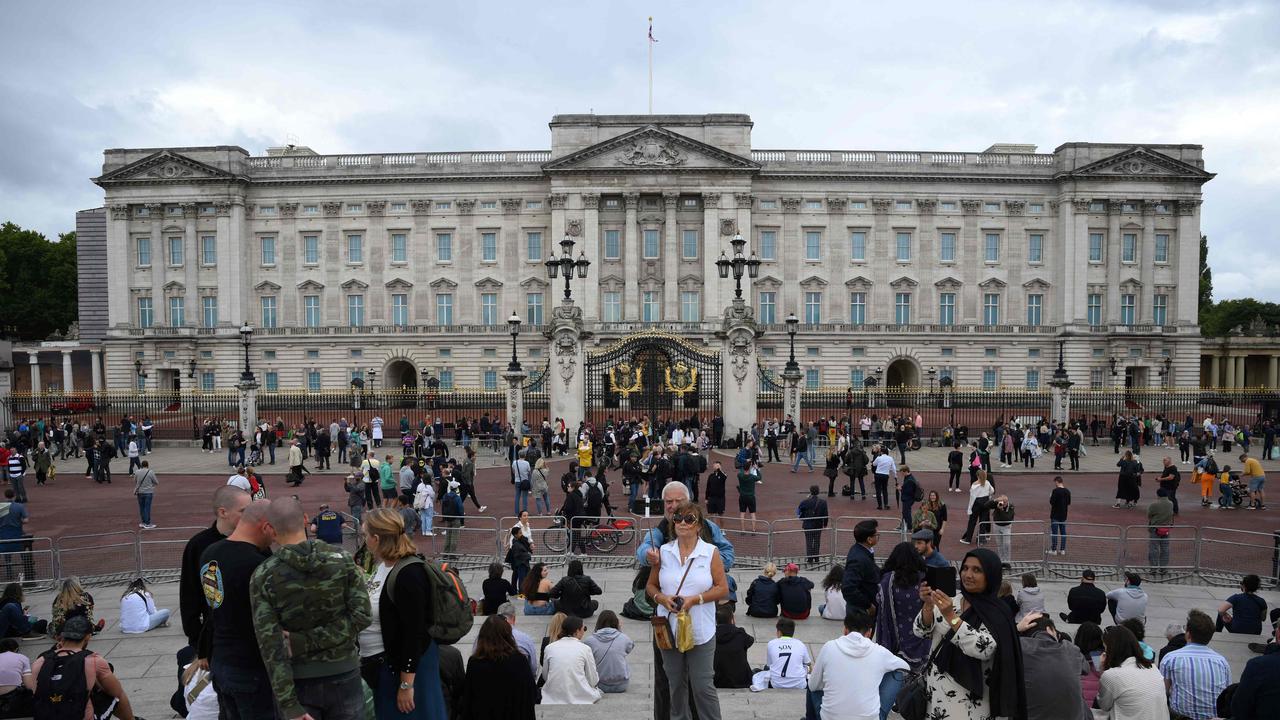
[{"xmin": 651, "ymin": 554, "xmax": 696, "ymax": 651}]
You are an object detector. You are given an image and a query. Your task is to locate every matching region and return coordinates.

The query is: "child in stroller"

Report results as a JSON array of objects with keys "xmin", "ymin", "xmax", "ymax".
[{"xmin": 248, "ymin": 442, "xmax": 264, "ymax": 466}]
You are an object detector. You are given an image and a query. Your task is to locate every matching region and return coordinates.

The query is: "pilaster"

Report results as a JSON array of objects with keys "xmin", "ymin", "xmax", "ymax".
[
  {"xmin": 702, "ymin": 192, "xmax": 723, "ymax": 320},
  {"xmin": 28, "ymin": 354, "xmax": 41, "ymax": 393},
  {"xmin": 62, "ymin": 351, "xmax": 74, "ymax": 393},
  {"xmin": 662, "ymin": 192, "xmax": 679, "ymax": 321},
  {"xmin": 719, "ymin": 298, "xmax": 761, "ymax": 442},
  {"xmin": 1175, "ymin": 200, "xmax": 1200, "ymax": 325},
  {"xmin": 546, "ymin": 301, "xmax": 588, "ymax": 428},
  {"xmin": 1106, "ymin": 200, "xmax": 1122, "ymax": 324},
  {"xmin": 623, "ymin": 193, "xmax": 640, "ymax": 319},
  {"xmin": 91, "ymin": 349, "xmax": 103, "ymax": 393},
  {"xmin": 503, "ymin": 369, "xmax": 529, "ymax": 434},
  {"xmin": 1140, "ymin": 202, "xmax": 1157, "ymax": 323},
  {"xmin": 581, "ymin": 193, "xmax": 600, "ymax": 321}
]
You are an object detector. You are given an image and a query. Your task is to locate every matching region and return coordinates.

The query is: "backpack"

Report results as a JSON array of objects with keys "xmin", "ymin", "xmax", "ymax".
[
  {"xmin": 443, "ymin": 492, "xmax": 463, "ymax": 517},
  {"xmin": 34, "ymin": 648, "xmax": 91, "ymax": 720},
  {"xmin": 385, "ymin": 556, "xmax": 474, "ymax": 645},
  {"xmin": 368, "ymin": 464, "xmax": 380, "ymax": 482}
]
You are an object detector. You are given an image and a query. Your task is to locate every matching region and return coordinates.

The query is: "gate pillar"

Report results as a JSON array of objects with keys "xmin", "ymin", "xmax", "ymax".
[
  {"xmin": 718, "ymin": 298, "xmax": 761, "ymax": 445},
  {"xmin": 546, "ymin": 300, "xmax": 588, "ymax": 429},
  {"xmin": 503, "ymin": 369, "xmax": 528, "ymax": 437}
]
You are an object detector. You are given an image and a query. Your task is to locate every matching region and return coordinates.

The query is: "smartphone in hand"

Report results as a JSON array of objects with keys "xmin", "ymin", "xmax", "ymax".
[{"xmin": 925, "ymin": 565, "xmax": 958, "ymax": 597}]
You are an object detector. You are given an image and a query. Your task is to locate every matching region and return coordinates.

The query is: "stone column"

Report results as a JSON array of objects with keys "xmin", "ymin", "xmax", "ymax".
[
  {"xmin": 28, "ymin": 353, "xmax": 40, "ymax": 393},
  {"xmin": 503, "ymin": 368, "xmax": 529, "ymax": 437},
  {"xmin": 781, "ymin": 365, "xmax": 803, "ymax": 428},
  {"xmin": 61, "ymin": 351, "xmax": 73, "ymax": 393},
  {"xmin": 91, "ymin": 349, "xmax": 103, "ymax": 393},
  {"xmin": 1225, "ymin": 355, "xmax": 1236, "ymax": 388},
  {"xmin": 1175, "ymin": 200, "xmax": 1201, "ymax": 326},
  {"xmin": 662, "ymin": 192, "xmax": 679, "ymax": 321},
  {"xmin": 1106, "ymin": 201, "xmax": 1123, "ymax": 324},
  {"xmin": 623, "ymin": 194, "xmax": 640, "ymax": 319},
  {"xmin": 1210, "ymin": 355, "xmax": 1220, "ymax": 387},
  {"xmin": 237, "ymin": 377, "xmax": 260, "ymax": 434},
  {"xmin": 719, "ymin": 299, "xmax": 760, "ymax": 443},
  {"xmin": 780, "ymin": 198, "xmax": 802, "ymax": 317},
  {"xmin": 106, "ymin": 205, "xmax": 131, "ymax": 329},
  {"xmin": 1269, "ymin": 355, "xmax": 1278, "ymax": 389},
  {"xmin": 826, "ymin": 198, "xmax": 849, "ymax": 322},
  {"xmin": 546, "ymin": 301, "xmax": 587, "ymax": 428},
  {"xmin": 1140, "ymin": 202, "xmax": 1157, "ymax": 323},
  {"xmin": 1236, "ymin": 356, "xmax": 1247, "ymax": 388},
  {"xmin": 0, "ymin": 364, "xmax": 12, "ymax": 430}
]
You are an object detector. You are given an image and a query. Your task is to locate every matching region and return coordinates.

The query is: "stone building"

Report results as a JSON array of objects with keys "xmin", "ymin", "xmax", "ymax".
[{"xmin": 80, "ymin": 113, "xmax": 1212, "ymax": 396}]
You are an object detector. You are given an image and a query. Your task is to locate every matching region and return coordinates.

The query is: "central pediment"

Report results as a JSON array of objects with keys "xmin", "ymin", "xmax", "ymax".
[
  {"xmin": 95, "ymin": 150, "xmax": 245, "ymax": 186},
  {"xmin": 543, "ymin": 125, "xmax": 759, "ymax": 174}
]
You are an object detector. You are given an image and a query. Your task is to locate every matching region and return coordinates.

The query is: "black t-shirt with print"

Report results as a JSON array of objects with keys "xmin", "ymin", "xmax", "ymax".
[{"xmin": 198, "ymin": 539, "xmax": 269, "ymax": 670}]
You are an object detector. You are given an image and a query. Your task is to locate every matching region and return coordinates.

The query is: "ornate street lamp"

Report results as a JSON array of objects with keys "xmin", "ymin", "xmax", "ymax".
[
  {"xmin": 238, "ymin": 322, "xmax": 255, "ymax": 382},
  {"xmin": 507, "ymin": 311, "xmax": 523, "ymax": 372},
  {"xmin": 1052, "ymin": 341, "xmax": 1070, "ymax": 385},
  {"xmin": 939, "ymin": 375, "xmax": 955, "ymax": 427},
  {"xmin": 715, "ymin": 233, "xmax": 761, "ymax": 301},
  {"xmin": 784, "ymin": 313, "xmax": 800, "ymax": 374},
  {"xmin": 368, "ymin": 367, "xmax": 378, "ymax": 390},
  {"xmin": 188, "ymin": 358, "xmax": 197, "ymax": 380},
  {"xmin": 545, "ymin": 234, "xmax": 591, "ymax": 302},
  {"xmin": 927, "ymin": 366, "xmax": 937, "ymax": 401}
]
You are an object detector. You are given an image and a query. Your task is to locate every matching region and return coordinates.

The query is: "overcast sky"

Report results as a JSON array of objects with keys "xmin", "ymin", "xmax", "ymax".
[{"xmin": 1, "ymin": 0, "xmax": 1276, "ymax": 301}]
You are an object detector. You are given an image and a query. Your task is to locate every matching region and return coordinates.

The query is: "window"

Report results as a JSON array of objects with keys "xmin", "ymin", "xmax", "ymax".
[
  {"xmin": 264, "ymin": 371, "xmax": 278, "ymax": 392},
  {"xmin": 1090, "ymin": 367, "xmax": 1105, "ymax": 389},
  {"xmin": 1026, "ymin": 294, "xmax": 1043, "ymax": 326},
  {"xmin": 806, "ymin": 200, "xmax": 823, "ymax": 210},
  {"xmin": 1122, "ymin": 202, "xmax": 1138, "ymax": 213},
  {"xmin": 351, "ymin": 370, "xmax": 364, "ymax": 385},
  {"xmin": 1122, "ymin": 233, "xmax": 1137, "ymax": 263},
  {"xmin": 850, "ymin": 201, "xmax": 867, "ymax": 210},
  {"xmin": 260, "ymin": 296, "xmax": 277, "ymax": 328},
  {"xmin": 436, "ymin": 233, "xmax": 452, "ymax": 262},
  {"xmin": 436, "ymin": 294, "xmax": 454, "ymax": 325},
  {"xmin": 849, "ymin": 292, "xmax": 866, "ymax": 325},
  {"xmin": 982, "ymin": 294, "xmax": 1000, "ymax": 325},
  {"xmin": 805, "ymin": 347, "xmax": 819, "ymax": 358},
  {"xmin": 480, "ymin": 201, "xmax": 497, "ymax": 210},
  {"xmin": 263, "ymin": 350, "xmax": 276, "ymax": 360},
  {"xmin": 1120, "ymin": 294, "xmax": 1136, "ymax": 325},
  {"xmin": 346, "ymin": 203, "xmax": 363, "ymax": 213},
  {"xmin": 201, "ymin": 296, "xmax": 218, "ymax": 328},
  {"xmin": 939, "ymin": 366, "xmax": 954, "ymax": 381},
  {"xmin": 1153, "ymin": 294, "xmax": 1168, "ymax": 326},
  {"xmin": 303, "ymin": 235, "xmax": 318, "ymax": 264},
  {"xmin": 1129, "ymin": 347, "xmax": 1143, "ymax": 358},
  {"xmin": 347, "ymin": 295, "xmax": 364, "ymax": 326},
  {"xmin": 850, "ymin": 231, "xmax": 866, "ymax": 261},
  {"xmin": 804, "ymin": 231, "xmax": 821, "ymax": 261},
  {"xmin": 985, "ymin": 347, "xmax": 998, "ymax": 358},
  {"xmin": 350, "ymin": 349, "xmax": 362, "ymax": 358},
  {"xmin": 304, "ymin": 295, "xmax": 320, "ymax": 327},
  {"xmin": 1028, "ymin": 233, "xmax": 1043, "ymax": 263},
  {"xmin": 895, "ymin": 200, "xmax": 912, "ymax": 211},
  {"xmin": 483, "ymin": 370, "xmax": 498, "ymax": 391},
  {"xmin": 760, "ymin": 230, "xmax": 777, "ymax": 261},
  {"xmin": 894, "ymin": 292, "xmax": 912, "ymax": 324},
  {"xmin": 602, "ymin": 198, "xmax": 619, "ymax": 209},
  {"xmin": 680, "ymin": 291, "xmax": 700, "ymax": 322},
  {"xmin": 1088, "ymin": 233, "xmax": 1104, "ymax": 262},
  {"xmin": 759, "ymin": 199, "xmax": 778, "ymax": 209},
  {"xmin": 1087, "ymin": 294, "xmax": 1103, "ymax": 327},
  {"xmin": 603, "ymin": 230, "xmax": 620, "ymax": 259},
  {"xmin": 200, "ymin": 371, "xmax": 215, "ymax": 392},
  {"xmin": 391, "ymin": 294, "xmax": 408, "ymax": 326},
  {"xmin": 135, "ymin": 237, "xmax": 151, "ymax": 266},
  {"xmin": 1154, "ymin": 233, "xmax": 1169, "ymax": 263},
  {"xmin": 984, "ymin": 233, "xmax": 1000, "ymax": 262},
  {"xmin": 940, "ymin": 232, "xmax": 956, "ymax": 261},
  {"xmin": 940, "ymin": 201, "xmax": 957, "ymax": 211},
  {"xmin": 526, "ymin": 231, "xmax": 542, "ymax": 261},
  {"xmin": 805, "ymin": 292, "xmax": 822, "ymax": 324},
  {"xmin": 390, "ymin": 202, "xmax": 407, "ymax": 212},
  {"xmin": 1026, "ymin": 370, "xmax": 1040, "ymax": 389},
  {"xmin": 895, "ymin": 232, "xmax": 911, "ymax": 261},
  {"xmin": 643, "ymin": 229, "xmax": 659, "ymax": 259},
  {"xmin": 1029, "ymin": 203, "xmax": 1044, "ymax": 214},
  {"xmin": 642, "ymin": 291, "xmax": 659, "ymax": 322},
  {"xmin": 850, "ymin": 368, "xmax": 865, "ymax": 386},
  {"xmin": 347, "ymin": 234, "xmax": 363, "ymax": 263},
  {"xmin": 679, "ymin": 197, "xmax": 697, "ymax": 209},
  {"xmin": 983, "ymin": 368, "xmax": 998, "ymax": 390},
  {"xmin": 439, "ymin": 349, "xmax": 451, "ymax": 358},
  {"xmin": 603, "ymin": 291, "xmax": 621, "ymax": 322},
  {"xmin": 479, "ymin": 232, "xmax": 498, "ymax": 262},
  {"xmin": 1089, "ymin": 201, "xmax": 1105, "ymax": 212},
  {"xmin": 940, "ymin": 347, "xmax": 954, "ymax": 357},
  {"xmin": 135, "ymin": 206, "xmax": 149, "ymax": 217},
  {"xmin": 805, "ymin": 368, "xmax": 820, "ymax": 390},
  {"xmin": 1028, "ymin": 348, "xmax": 1041, "ymax": 358},
  {"xmin": 260, "ymin": 236, "xmax": 276, "ymax": 266},
  {"xmin": 984, "ymin": 202, "xmax": 1001, "ymax": 213},
  {"xmin": 483, "ymin": 348, "xmax": 497, "ymax": 358},
  {"xmin": 200, "ymin": 349, "xmax": 213, "ymax": 359},
  {"xmin": 302, "ymin": 205, "xmax": 318, "ymax": 215},
  {"xmin": 308, "ymin": 370, "xmax": 321, "ymax": 391},
  {"xmin": 168, "ymin": 297, "xmax": 185, "ymax": 327},
  {"xmin": 759, "ymin": 291, "xmax": 776, "ymax": 324},
  {"xmin": 525, "ymin": 292, "xmax": 543, "ymax": 325},
  {"xmin": 138, "ymin": 297, "xmax": 154, "ymax": 327},
  {"xmin": 168, "ymin": 237, "xmax": 183, "ymax": 266},
  {"xmin": 391, "ymin": 233, "xmax": 407, "ymax": 263},
  {"xmin": 481, "ymin": 293, "xmax": 498, "ymax": 325},
  {"xmin": 439, "ymin": 370, "xmax": 454, "ymax": 389},
  {"xmin": 306, "ymin": 349, "xmax": 320, "ymax": 359},
  {"xmin": 939, "ymin": 293, "xmax": 956, "ymax": 325},
  {"xmin": 681, "ymin": 230, "xmax": 698, "ymax": 259}
]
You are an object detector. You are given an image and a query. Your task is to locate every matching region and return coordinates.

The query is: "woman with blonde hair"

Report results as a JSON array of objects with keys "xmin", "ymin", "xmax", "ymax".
[
  {"xmin": 539, "ymin": 612, "xmax": 569, "ymax": 667},
  {"xmin": 357, "ymin": 508, "xmax": 446, "ymax": 719},
  {"xmin": 50, "ymin": 577, "xmax": 102, "ymax": 636}
]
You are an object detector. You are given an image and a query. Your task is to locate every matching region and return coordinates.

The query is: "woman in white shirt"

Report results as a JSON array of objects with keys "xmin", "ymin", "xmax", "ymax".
[
  {"xmin": 414, "ymin": 477, "xmax": 435, "ymax": 536},
  {"xmin": 507, "ymin": 511, "xmax": 534, "ymax": 550},
  {"xmin": 960, "ymin": 470, "xmax": 994, "ymax": 545},
  {"xmin": 646, "ymin": 500, "xmax": 729, "ymax": 720},
  {"xmin": 539, "ymin": 615, "xmax": 601, "ymax": 704},
  {"xmin": 1096, "ymin": 624, "xmax": 1170, "ymax": 720},
  {"xmin": 818, "ymin": 565, "xmax": 847, "ymax": 620},
  {"xmin": 119, "ymin": 578, "xmax": 171, "ymax": 633}
]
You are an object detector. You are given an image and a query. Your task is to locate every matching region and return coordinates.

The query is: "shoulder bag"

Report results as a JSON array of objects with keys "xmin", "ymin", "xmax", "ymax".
[
  {"xmin": 894, "ymin": 613, "xmax": 958, "ymax": 720},
  {"xmin": 651, "ymin": 553, "xmax": 695, "ymax": 652}
]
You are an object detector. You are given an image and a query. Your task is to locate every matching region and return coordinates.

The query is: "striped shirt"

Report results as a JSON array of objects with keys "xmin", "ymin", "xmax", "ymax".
[{"xmin": 1159, "ymin": 643, "xmax": 1230, "ymax": 720}]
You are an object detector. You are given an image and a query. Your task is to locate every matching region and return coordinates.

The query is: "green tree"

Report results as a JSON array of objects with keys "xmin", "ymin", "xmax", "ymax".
[
  {"xmin": 0, "ymin": 223, "xmax": 78, "ymax": 340},
  {"xmin": 1198, "ymin": 233, "xmax": 1213, "ymax": 325},
  {"xmin": 1201, "ymin": 298, "xmax": 1280, "ymax": 337}
]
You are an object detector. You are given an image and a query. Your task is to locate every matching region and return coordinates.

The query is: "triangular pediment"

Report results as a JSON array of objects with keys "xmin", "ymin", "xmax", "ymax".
[
  {"xmin": 543, "ymin": 126, "xmax": 759, "ymax": 174},
  {"xmin": 934, "ymin": 276, "xmax": 963, "ymax": 289},
  {"xmin": 162, "ymin": 281, "xmax": 185, "ymax": 295},
  {"xmin": 978, "ymin": 277, "xmax": 1007, "ymax": 289},
  {"xmin": 94, "ymin": 150, "xmax": 244, "ymax": 186},
  {"xmin": 474, "ymin": 276, "xmax": 504, "ymax": 289},
  {"xmin": 889, "ymin": 276, "xmax": 918, "ymax": 289},
  {"xmin": 517, "ymin": 277, "xmax": 547, "ymax": 289},
  {"xmin": 340, "ymin": 278, "xmax": 370, "ymax": 290},
  {"xmin": 385, "ymin": 277, "xmax": 413, "ymax": 290},
  {"xmin": 845, "ymin": 275, "xmax": 873, "ymax": 289},
  {"xmin": 296, "ymin": 279, "xmax": 325, "ymax": 291},
  {"xmin": 253, "ymin": 281, "xmax": 282, "ymax": 293},
  {"xmin": 800, "ymin": 275, "xmax": 828, "ymax": 288},
  {"xmin": 1022, "ymin": 277, "xmax": 1050, "ymax": 290},
  {"xmin": 428, "ymin": 278, "xmax": 458, "ymax": 289},
  {"xmin": 1063, "ymin": 147, "xmax": 1213, "ymax": 182},
  {"xmin": 678, "ymin": 273, "xmax": 702, "ymax": 285},
  {"xmin": 756, "ymin": 274, "xmax": 783, "ymax": 288},
  {"xmin": 598, "ymin": 274, "xmax": 625, "ymax": 286}
]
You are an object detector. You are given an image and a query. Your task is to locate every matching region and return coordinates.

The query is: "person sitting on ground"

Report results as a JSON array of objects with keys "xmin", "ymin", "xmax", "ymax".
[
  {"xmin": 118, "ymin": 577, "xmax": 171, "ymax": 634},
  {"xmin": 1106, "ymin": 572, "xmax": 1149, "ymax": 624},
  {"xmin": 1074, "ymin": 622, "xmax": 1104, "ymax": 708},
  {"xmin": 460, "ymin": 615, "xmax": 537, "ymax": 720},
  {"xmin": 538, "ymin": 612, "xmax": 567, "ymax": 668},
  {"xmin": 0, "ymin": 584, "xmax": 45, "ymax": 638},
  {"xmin": 582, "ymin": 610, "xmax": 634, "ymax": 694},
  {"xmin": 1015, "ymin": 613, "xmax": 1091, "ymax": 720},
  {"xmin": 0, "ymin": 637, "xmax": 33, "ymax": 717},
  {"xmin": 1096, "ymin": 624, "xmax": 1169, "ymax": 720},
  {"xmin": 620, "ymin": 565, "xmax": 655, "ymax": 621},
  {"xmin": 1120, "ymin": 618, "xmax": 1157, "ymax": 662},
  {"xmin": 479, "ymin": 562, "xmax": 517, "ymax": 616},
  {"xmin": 1158, "ymin": 623, "xmax": 1187, "ymax": 662},
  {"xmin": 750, "ymin": 617, "xmax": 811, "ymax": 691},
  {"xmin": 713, "ymin": 605, "xmax": 754, "ymax": 689},
  {"xmin": 1015, "ymin": 573, "xmax": 1045, "ymax": 623},
  {"xmin": 1160, "ymin": 609, "xmax": 1231, "ymax": 720},
  {"xmin": 1232, "ymin": 621, "xmax": 1280, "ymax": 720},
  {"xmin": 50, "ymin": 577, "xmax": 103, "ymax": 636},
  {"xmin": 998, "ymin": 580, "xmax": 1019, "ymax": 617},
  {"xmin": 549, "ymin": 559, "xmax": 603, "ymax": 619},
  {"xmin": 27, "ymin": 615, "xmax": 137, "ymax": 720},
  {"xmin": 1218, "ymin": 573, "xmax": 1268, "ymax": 634},
  {"xmin": 540, "ymin": 615, "xmax": 601, "ymax": 705},
  {"xmin": 806, "ymin": 607, "xmax": 908, "ymax": 720},
  {"xmin": 1059, "ymin": 569, "xmax": 1106, "ymax": 626},
  {"xmin": 777, "ymin": 563, "xmax": 815, "ymax": 620},
  {"xmin": 521, "ymin": 563, "xmax": 555, "ymax": 617},
  {"xmin": 818, "ymin": 565, "xmax": 846, "ymax": 621},
  {"xmin": 745, "ymin": 563, "xmax": 781, "ymax": 618}
]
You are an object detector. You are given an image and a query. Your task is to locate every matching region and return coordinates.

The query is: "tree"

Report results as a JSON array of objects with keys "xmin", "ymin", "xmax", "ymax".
[
  {"xmin": 1201, "ymin": 299, "xmax": 1280, "ymax": 338},
  {"xmin": 0, "ymin": 223, "xmax": 78, "ymax": 341},
  {"xmin": 1198, "ymin": 233, "xmax": 1213, "ymax": 325}
]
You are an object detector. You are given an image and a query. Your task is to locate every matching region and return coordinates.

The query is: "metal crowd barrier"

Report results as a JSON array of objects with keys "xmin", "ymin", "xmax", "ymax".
[{"xmin": 1044, "ymin": 522, "xmax": 1125, "ymax": 582}]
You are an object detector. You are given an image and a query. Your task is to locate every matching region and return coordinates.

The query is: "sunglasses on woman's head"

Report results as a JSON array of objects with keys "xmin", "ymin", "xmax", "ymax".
[{"xmin": 672, "ymin": 513, "xmax": 699, "ymax": 525}]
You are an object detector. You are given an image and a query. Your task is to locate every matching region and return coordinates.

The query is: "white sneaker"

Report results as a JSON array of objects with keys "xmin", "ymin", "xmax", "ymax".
[
  {"xmin": 143, "ymin": 524, "xmax": 157, "ymax": 529},
  {"xmin": 478, "ymin": 506, "xmax": 487, "ymax": 513},
  {"xmin": 422, "ymin": 531, "xmax": 435, "ymax": 536}
]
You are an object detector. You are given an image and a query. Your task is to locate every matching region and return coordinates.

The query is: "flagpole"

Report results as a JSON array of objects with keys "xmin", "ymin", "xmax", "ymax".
[{"xmin": 647, "ymin": 16, "xmax": 653, "ymax": 114}]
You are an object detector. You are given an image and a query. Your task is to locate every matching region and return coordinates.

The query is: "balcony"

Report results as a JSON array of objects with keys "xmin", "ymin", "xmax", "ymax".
[{"xmin": 242, "ymin": 151, "xmax": 552, "ymax": 179}]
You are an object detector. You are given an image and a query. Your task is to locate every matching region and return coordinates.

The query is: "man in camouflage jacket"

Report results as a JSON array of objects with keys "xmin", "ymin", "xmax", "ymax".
[{"xmin": 250, "ymin": 497, "xmax": 371, "ymax": 719}]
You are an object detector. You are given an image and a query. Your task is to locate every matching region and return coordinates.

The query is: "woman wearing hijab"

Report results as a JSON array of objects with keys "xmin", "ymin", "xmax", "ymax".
[{"xmin": 913, "ymin": 548, "xmax": 1027, "ymax": 720}]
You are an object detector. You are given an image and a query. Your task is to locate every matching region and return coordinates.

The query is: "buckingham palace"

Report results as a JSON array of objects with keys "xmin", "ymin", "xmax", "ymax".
[{"xmin": 77, "ymin": 113, "xmax": 1212, "ymax": 397}]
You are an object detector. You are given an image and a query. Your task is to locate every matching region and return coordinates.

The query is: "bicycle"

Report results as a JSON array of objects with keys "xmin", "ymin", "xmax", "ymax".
[{"xmin": 541, "ymin": 515, "xmax": 636, "ymax": 553}]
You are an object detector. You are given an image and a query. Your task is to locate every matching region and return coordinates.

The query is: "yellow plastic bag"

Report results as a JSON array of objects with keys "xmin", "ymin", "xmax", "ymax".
[{"xmin": 675, "ymin": 610, "xmax": 695, "ymax": 652}]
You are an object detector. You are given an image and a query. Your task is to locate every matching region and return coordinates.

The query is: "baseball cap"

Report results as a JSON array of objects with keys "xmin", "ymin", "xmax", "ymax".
[
  {"xmin": 60, "ymin": 615, "xmax": 94, "ymax": 641},
  {"xmin": 784, "ymin": 563, "xmax": 799, "ymax": 572},
  {"xmin": 911, "ymin": 529, "xmax": 935, "ymax": 542},
  {"xmin": 1081, "ymin": 569, "xmax": 1096, "ymax": 580}
]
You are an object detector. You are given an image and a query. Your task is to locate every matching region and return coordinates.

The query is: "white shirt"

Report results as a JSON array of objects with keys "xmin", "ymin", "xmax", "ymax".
[
  {"xmin": 359, "ymin": 563, "xmax": 392, "ymax": 657},
  {"xmin": 764, "ymin": 637, "xmax": 810, "ymax": 689},
  {"xmin": 871, "ymin": 454, "xmax": 897, "ymax": 478},
  {"xmin": 540, "ymin": 636, "xmax": 601, "ymax": 705},
  {"xmin": 820, "ymin": 586, "xmax": 846, "ymax": 621},
  {"xmin": 182, "ymin": 663, "xmax": 219, "ymax": 720},
  {"xmin": 227, "ymin": 475, "xmax": 251, "ymax": 492},
  {"xmin": 656, "ymin": 538, "xmax": 716, "ymax": 647},
  {"xmin": 809, "ymin": 631, "xmax": 908, "ymax": 720},
  {"xmin": 127, "ymin": 441, "xmax": 139, "ymax": 459},
  {"xmin": 371, "ymin": 417, "xmax": 384, "ymax": 439},
  {"xmin": 119, "ymin": 591, "xmax": 160, "ymax": 633},
  {"xmin": 1097, "ymin": 657, "xmax": 1171, "ymax": 720},
  {"xmin": 967, "ymin": 482, "xmax": 994, "ymax": 516},
  {"xmin": 414, "ymin": 481, "xmax": 435, "ymax": 511}
]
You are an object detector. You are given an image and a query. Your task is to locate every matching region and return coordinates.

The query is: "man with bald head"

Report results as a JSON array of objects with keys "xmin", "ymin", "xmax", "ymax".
[
  {"xmin": 199, "ymin": 499, "xmax": 276, "ymax": 719},
  {"xmin": 180, "ymin": 485, "xmax": 251, "ymax": 649},
  {"xmin": 251, "ymin": 497, "xmax": 370, "ymax": 720}
]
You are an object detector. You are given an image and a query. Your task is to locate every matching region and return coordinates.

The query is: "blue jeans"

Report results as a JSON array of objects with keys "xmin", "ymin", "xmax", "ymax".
[
  {"xmin": 137, "ymin": 493, "xmax": 154, "ymax": 525},
  {"xmin": 793, "ymin": 453, "xmax": 814, "ymax": 471},
  {"xmin": 805, "ymin": 670, "xmax": 903, "ymax": 720},
  {"xmin": 296, "ymin": 668, "xmax": 363, "ymax": 720},
  {"xmin": 376, "ymin": 642, "xmax": 445, "ymax": 720},
  {"xmin": 1148, "ymin": 528, "xmax": 1170, "ymax": 569},
  {"xmin": 524, "ymin": 601, "xmax": 556, "ymax": 616},
  {"xmin": 211, "ymin": 659, "xmax": 278, "ymax": 720},
  {"xmin": 628, "ymin": 480, "xmax": 641, "ymax": 506},
  {"xmin": 419, "ymin": 507, "xmax": 433, "ymax": 534},
  {"xmin": 534, "ymin": 491, "xmax": 551, "ymax": 515},
  {"xmin": 1050, "ymin": 520, "xmax": 1067, "ymax": 551},
  {"xmin": 514, "ymin": 488, "xmax": 529, "ymax": 516}
]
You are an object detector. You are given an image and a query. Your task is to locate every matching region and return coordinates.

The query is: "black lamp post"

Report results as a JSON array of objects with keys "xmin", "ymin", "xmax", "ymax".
[
  {"xmin": 368, "ymin": 367, "xmax": 378, "ymax": 390},
  {"xmin": 939, "ymin": 375, "xmax": 955, "ymax": 427},
  {"xmin": 188, "ymin": 358, "xmax": 197, "ymax": 380},
  {"xmin": 784, "ymin": 313, "xmax": 800, "ymax": 374},
  {"xmin": 238, "ymin": 322, "xmax": 254, "ymax": 382},
  {"xmin": 927, "ymin": 366, "xmax": 937, "ymax": 396},
  {"xmin": 134, "ymin": 359, "xmax": 145, "ymax": 386},
  {"xmin": 715, "ymin": 233, "xmax": 761, "ymax": 302},
  {"xmin": 507, "ymin": 311, "xmax": 523, "ymax": 372},
  {"xmin": 1052, "ymin": 340, "xmax": 1070, "ymax": 385},
  {"xmin": 545, "ymin": 234, "xmax": 590, "ymax": 302}
]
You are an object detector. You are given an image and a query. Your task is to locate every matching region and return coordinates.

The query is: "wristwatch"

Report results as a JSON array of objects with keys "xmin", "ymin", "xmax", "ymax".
[
  {"xmin": 399, "ymin": 681, "xmax": 413, "ymax": 690},
  {"xmin": 948, "ymin": 616, "xmax": 961, "ymax": 628}
]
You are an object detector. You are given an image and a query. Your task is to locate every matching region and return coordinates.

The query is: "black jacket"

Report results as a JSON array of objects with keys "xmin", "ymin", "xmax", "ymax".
[
  {"xmin": 745, "ymin": 576, "xmax": 780, "ymax": 618},
  {"xmin": 179, "ymin": 523, "xmax": 226, "ymax": 648},
  {"xmin": 549, "ymin": 574, "xmax": 602, "ymax": 618},
  {"xmin": 798, "ymin": 496, "xmax": 829, "ymax": 530},
  {"xmin": 842, "ymin": 543, "xmax": 880, "ymax": 611},
  {"xmin": 713, "ymin": 623, "xmax": 755, "ymax": 688},
  {"xmin": 777, "ymin": 576, "xmax": 814, "ymax": 616},
  {"xmin": 379, "ymin": 561, "xmax": 435, "ymax": 673},
  {"xmin": 1064, "ymin": 582, "xmax": 1107, "ymax": 625}
]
